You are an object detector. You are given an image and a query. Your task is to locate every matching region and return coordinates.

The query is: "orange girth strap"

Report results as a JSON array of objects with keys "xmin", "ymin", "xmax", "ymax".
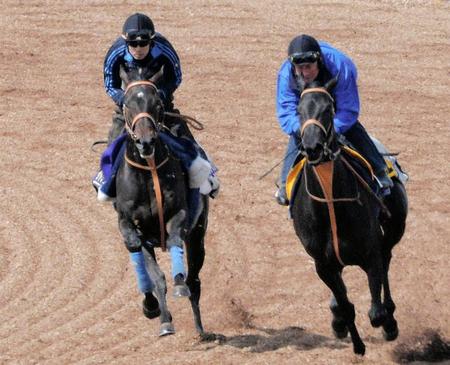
[{"xmin": 312, "ymin": 161, "xmax": 346, "ymax": 266}]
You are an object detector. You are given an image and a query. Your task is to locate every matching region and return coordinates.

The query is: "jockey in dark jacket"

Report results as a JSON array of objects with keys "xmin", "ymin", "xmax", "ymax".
[
  {"xmin": 104, "ymin": 12, "xmax": 182, "ymax": 141},
  {"xmin": 104, "ymin": 28, "xmax": 181, "ymax": 111},
  {"xmin": 93, "ymin": 13, "xmax": 219, "ymax": 201},
  {"xmin": 93, "ymin": 13, "xmax": 219, "ymax": 307}
]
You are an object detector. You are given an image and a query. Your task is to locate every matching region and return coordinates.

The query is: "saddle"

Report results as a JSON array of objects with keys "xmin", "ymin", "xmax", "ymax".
[
  {"xmin": 94, "ymin": 132, "xmax": 203, "ymax": 225},
  {"xmin": 286, "ymin": 145, "xmax": 400, "ymax": 205}
]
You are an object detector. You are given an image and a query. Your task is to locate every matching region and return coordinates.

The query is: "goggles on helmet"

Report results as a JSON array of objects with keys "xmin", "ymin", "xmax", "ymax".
[
  {"xmin": 126, "ymin": 31, "xmax": 152, "ymax": 40},
  {"xmin": 289, "ymin": 51, "xmax": 320, "ymax": 65}
]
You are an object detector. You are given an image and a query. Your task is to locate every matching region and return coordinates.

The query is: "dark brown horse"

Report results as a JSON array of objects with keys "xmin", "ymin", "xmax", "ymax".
[
  {"xmin": 114, "ymin": 67, "xmax": 209, "ymax": 337},
  {"xmin": 291, "ymin": 79, "xmax": 408, "ymax": 355}
]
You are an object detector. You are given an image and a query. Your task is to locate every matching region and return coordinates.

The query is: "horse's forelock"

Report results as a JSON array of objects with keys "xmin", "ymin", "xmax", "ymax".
[{"xmin": 299, "ymin": 84, "xmax": 334, "ymax": 130}]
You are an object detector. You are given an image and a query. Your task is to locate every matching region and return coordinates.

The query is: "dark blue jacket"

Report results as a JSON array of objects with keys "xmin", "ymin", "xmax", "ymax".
[
  {"xmin": 276, "ymin": 41, "xmax": 360, "ymax": 135},
  {"xmin": 103, "ymin": 33, "xmax": 182, "ymax": 106}
]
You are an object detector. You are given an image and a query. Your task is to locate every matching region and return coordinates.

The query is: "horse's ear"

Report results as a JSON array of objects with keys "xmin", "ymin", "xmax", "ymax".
[
  {"xmin": 148, "ymin": 66, "xmax": 164, "ymax": 85},
  {"xmin": 120, "ymin": 64, "xmax": 131, "ymax": 87},
  {"xmin": 324, "ymin": 74, "xmax": 339, "ymax": 92},
  {"xmin": 296, "ymin": 75, "xmax": 306, "ymax": 93}
]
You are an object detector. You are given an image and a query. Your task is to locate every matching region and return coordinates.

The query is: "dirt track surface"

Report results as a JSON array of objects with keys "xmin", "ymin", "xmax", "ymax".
[{"xmin": 1, "ymin": 1, "xmax": 449, "ymax": 364}]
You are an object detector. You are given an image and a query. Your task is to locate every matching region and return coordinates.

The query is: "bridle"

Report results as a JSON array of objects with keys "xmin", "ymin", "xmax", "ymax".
[
  {"xmin": 300, "ymin": 87, "xmax": 339, "ymax": 164},
  {"xmin": 122, "ymin": 80, "xmax": 162, "ymax": 141}
]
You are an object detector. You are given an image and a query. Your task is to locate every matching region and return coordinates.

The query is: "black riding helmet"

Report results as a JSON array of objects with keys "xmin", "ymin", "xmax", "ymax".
[
  {"xmin": 288, "ymin": 34, "xmax": 322, "ymax": 65},
  {"xmin": 122, "ymin": 13, "xmax": 155, "ymax": 41}
]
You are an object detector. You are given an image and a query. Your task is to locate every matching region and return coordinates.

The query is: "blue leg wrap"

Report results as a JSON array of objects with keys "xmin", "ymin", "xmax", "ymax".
[
  {"xmin": 129, "ymin": 251, "xmax": 154, "ymax": 293},
  {"xmin": 169, "ymin": 245, "xmax": 185, "ymax": 279}
]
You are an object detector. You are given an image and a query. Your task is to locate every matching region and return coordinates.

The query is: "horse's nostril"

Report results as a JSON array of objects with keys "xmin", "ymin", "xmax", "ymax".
[
  {"xmin": 306, "ymin": 144, "xmax": 322, "ymax": 155},
  {"xmin": 137, "ymin": 140, "xmax": 155, "ymax": 158},
  {"xmin": 305, "ymin": 144, "xmax": 324, "ymax": 164}
]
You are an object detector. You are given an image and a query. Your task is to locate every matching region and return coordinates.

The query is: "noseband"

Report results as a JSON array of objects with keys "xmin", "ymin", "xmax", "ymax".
[
  {"xmin": 123, "ymin": 80, "xmax": 161, "ymax": 141},
  {"xmin": 300, "ymin": 87, "xmax": 338, "ymax": 163}
]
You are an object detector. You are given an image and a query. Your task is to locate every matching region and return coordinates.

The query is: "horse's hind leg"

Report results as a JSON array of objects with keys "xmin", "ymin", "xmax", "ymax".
[
  {"xmin": 365, "ymin": 245, "xmax": 388, "ymax": 328},
  {"xmin": 378, "ymin": 180, "xmax": 406, "ymax": 340},
  {"xmin": 186, "ymin": 204, "xmax": 207, "ymax": 335},
  {"xmin": 381, "ymin": 250, "xmax": 398, "ymax": 341},
  {"xmin": 329, "ymin": 270, "xmax": 349, "ymax": 339},
  {"xmin": 143, "ymin": 246, "xmax": 175, "ymax": 336},
  {"xmin": 316, "ymin": 261, "xmax": 365, "ymax": 355}
]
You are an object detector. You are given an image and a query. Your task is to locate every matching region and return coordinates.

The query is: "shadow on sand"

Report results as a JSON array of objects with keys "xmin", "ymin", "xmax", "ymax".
[{"xmin": 197, "ymin": 326, "xmax": 347, "ymax": 353}]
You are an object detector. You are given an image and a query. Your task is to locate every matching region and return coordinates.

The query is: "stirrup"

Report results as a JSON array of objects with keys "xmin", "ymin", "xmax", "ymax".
[
  {"xmin": 275, "ymin": 188, "xmax": 289, "ymax": 206},
  {"xmin": 375, "ymin": 172, "xmax": 393, "ymax": 197},
  {"xmin": 375, "ymin": 172, "xmax": 394, "ymax": 189}
]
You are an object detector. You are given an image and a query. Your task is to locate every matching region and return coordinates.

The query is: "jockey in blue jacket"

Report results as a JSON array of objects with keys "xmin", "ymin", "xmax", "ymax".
[
  {"xmin": 275, "ymin": 34, "xmax": 393, "ymax": 205},
  {"xmin": 94, "ymin": 13, "xmax": 219, "ymax": 200}
]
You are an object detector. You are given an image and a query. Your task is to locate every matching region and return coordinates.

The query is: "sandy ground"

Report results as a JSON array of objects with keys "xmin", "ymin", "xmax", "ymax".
[{"xmin": 0, "ymin": 1, "xmax": 449, "ymax": 364}]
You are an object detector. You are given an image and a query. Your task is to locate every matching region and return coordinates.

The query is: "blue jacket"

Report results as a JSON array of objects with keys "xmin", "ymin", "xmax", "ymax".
[
  {"xmin": 103, "ymin": 33, "xmax": 182, "ymax": 106},
  {"xmin": 276, "ymin": 41, "xmax": 360, "ymax": 135}
]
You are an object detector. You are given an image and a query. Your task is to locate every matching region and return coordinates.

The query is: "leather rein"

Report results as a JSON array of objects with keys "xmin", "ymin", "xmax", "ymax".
[{"xmin": 123, "ymin": 80, "xmax": 167, "ymax": 251}]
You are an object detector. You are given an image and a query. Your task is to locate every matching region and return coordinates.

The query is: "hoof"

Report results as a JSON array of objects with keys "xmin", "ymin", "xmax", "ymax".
[
  {"xmin": 332, "ymin": 318, "xmax": 348, "ymax": 339},
  {"xmin": 173, "ymin": 284, "xmax": 191, "ymax": 298},
  {"xmin": 142, "ymin": 293, "xmax": 161, "ymax": 319},
  {"xmin": 173, "ymin": 275, "xmax": 191, "ymax": 298},
  {"xmin": 369, "ymin": 307, "xmax": 387, "ymax": 328},
  {"xmin": 353, "ymin": 341, "xmax": 366, "ymax": 356},
  {"xmin": 383, "ymin": 320, "xmax": 399, "ymax": 341},
  {"xmin": 159, "ymin": 322, "xmax": 175, "ymax": 337}
]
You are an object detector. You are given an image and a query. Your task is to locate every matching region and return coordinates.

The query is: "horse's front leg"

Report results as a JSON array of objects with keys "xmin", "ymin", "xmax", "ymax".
[
  {"xmin": 166, "ymin": 209, "xmax": 191, "ymax": 297},
  {"xmin": 118, "ymin": 215, "xmax": 160, "ymax": 319},
  {"xmin": 143, "ymin": 245, "xmax": 175, "ymax": 337},
  {"xmin": 315, "ymin": 260, "xmax": 366, "ymax": 355}
]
